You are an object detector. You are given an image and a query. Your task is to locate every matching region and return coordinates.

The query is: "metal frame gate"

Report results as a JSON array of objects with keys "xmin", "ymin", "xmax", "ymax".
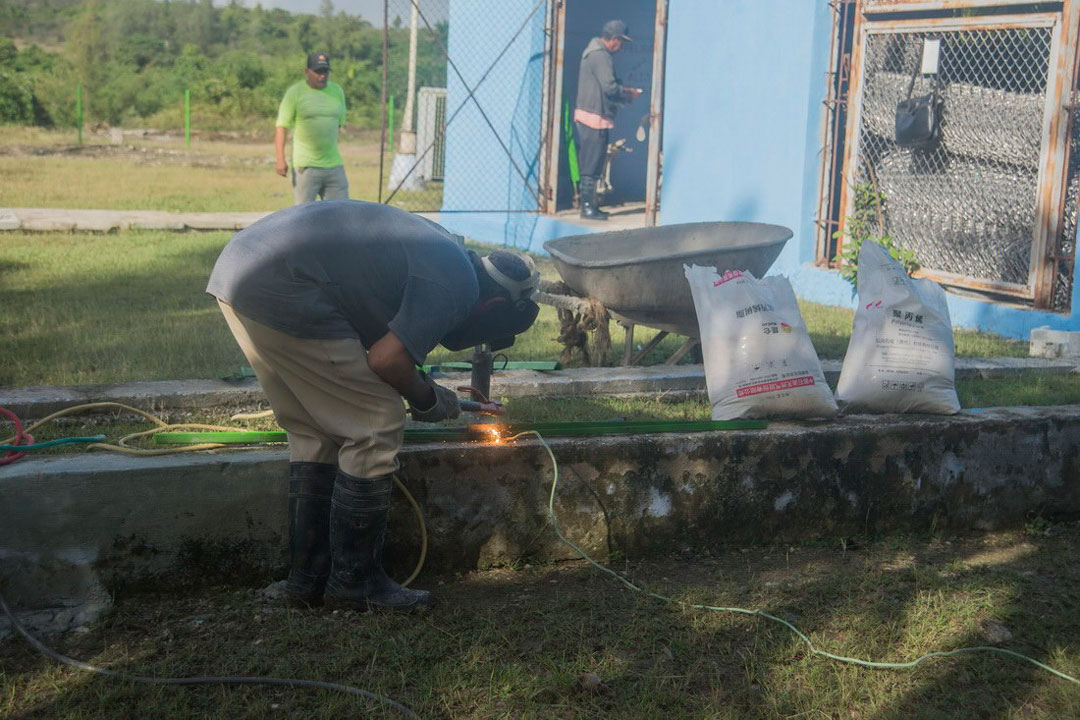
[{"xmin": 827, "ymin": 0, "xmax": 1080, "ymax": 311}]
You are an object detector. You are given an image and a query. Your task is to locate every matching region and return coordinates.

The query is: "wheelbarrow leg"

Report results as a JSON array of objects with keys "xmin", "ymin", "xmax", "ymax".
[
  {"xmin": 628, "ymin": 330, "xmax": 668, "ymax": 366},
  {"xmin": 665, "ymin": 337, "xmax": 700, "ymax": 365},
  {"xmin": 622, "ymin": 323, "xmax": 635, "ymax": 366}
]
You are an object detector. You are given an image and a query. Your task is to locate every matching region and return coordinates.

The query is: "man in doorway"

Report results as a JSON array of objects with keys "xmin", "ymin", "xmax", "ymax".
[
  {"xmin": 573, "ymin": 19, "xmax": 643, "ymax": 220},
  {"xmin": 275, "ymin": 51, "xmax": 349, "ymax": 204},
  {"xmin": 206, "ymin": 200, "xmax": 540, "ymax": 612}
]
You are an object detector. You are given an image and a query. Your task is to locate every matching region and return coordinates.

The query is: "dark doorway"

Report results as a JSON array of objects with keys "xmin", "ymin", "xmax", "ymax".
[{"xmin": 555, "ymin": 0, "xmax": 658, "ymax": 213}]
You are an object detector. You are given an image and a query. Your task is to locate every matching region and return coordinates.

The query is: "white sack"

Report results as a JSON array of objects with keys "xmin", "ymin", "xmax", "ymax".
[
  {"xmin": 836, "ymin": 240, "xmax": 960, "ymax": 414},
  {"xmin": 685, "ymin": 266, "xmax": 838, "ymax": 420}
]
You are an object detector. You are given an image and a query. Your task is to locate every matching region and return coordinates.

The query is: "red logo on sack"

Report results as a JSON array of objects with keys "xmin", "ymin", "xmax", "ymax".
[
  {"xmin": 865, "ymin": 300, "xmax": 883, "ymax": 310},
  {"xmin": 713, "ymin": 270, "xmax": 744, "ymax": 287},
  {"xmin": 736, "ymin": 375, "xmax": 815, "ymax": 398}
]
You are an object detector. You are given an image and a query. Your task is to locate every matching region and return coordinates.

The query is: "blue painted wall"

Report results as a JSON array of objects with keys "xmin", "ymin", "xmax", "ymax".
[
  {"xmin": 660, "ymin": 0, "xmax": 1080, "ymax": 339},
  {"xmin": 442, "ymin": 0, "xmax": 1080, "ymax": 338},
  {"xmin": 442, "ymin": 0, "xmax": 547, "ymax": 214}
]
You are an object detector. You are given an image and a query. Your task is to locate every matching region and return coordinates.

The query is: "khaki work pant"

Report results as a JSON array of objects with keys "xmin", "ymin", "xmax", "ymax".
[
  {"xmin": 291, "ymin": 165, "xmax": 349, "ymax": 205},
  {"xmin": 218, "ymin": 300, "xmax": 404, "ymax": 477}
]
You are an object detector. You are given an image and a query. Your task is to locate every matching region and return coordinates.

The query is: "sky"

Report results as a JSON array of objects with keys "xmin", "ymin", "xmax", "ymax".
[{"xmin": 213, "ymin": 1, "xmax": 445, "ymax": 27}]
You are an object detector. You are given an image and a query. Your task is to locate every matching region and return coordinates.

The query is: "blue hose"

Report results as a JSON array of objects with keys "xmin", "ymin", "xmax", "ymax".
[{"xmin": 0, "ymin": 435, "xmax": 106, "ymax": 452}]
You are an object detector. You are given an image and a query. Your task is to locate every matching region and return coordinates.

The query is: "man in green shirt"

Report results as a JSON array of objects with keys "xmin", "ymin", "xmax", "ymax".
[{"xmin": 275, "ymin": 51, "xmax": 349, "ymax": 204}]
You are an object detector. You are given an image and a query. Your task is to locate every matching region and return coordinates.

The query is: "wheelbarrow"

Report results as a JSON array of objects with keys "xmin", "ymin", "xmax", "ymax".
[{"xmin": 543, "ymin": 221, "xmax": 792, "ymax": 364}]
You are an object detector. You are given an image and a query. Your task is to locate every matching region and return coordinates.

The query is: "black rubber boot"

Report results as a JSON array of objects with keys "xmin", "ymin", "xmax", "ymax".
[
  {"xmin": 579, "ymin": 176, "xmax": 609, "ymax": 221},
  {"xmin": 324, "ymin": 471, "xmax": 433, "ymax": 612},
  {"xmin": 284, "ymin": 461, "xmax": 336, "ymax": 608}
]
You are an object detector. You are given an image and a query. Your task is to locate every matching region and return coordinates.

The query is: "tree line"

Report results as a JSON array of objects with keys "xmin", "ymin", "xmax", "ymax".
[{"xmin": 0, "ymin": 0, "xmax": 448, "ymax": 132}]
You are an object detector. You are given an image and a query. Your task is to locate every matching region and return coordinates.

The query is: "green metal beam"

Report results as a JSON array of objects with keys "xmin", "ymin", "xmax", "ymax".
[{"xmin": 153, "ymin": 419, "xmax": 767, "ymax": 446}]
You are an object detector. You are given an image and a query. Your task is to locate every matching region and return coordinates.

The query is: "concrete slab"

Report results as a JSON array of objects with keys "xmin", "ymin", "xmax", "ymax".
[
  {"xmin": 19, "ymin": 217, "xmax": 77, "ymax": 232},
  {"xmin": 0, "ymin": 209, "xmax": 20, "ymax": 230},
  {"xmin": 1, "ymin": 208, "xmax": 272, "ymax": 233},
  {"xmin": 1, "ymin": 358, "xmax": 1075, "ymax": 420},
  {"xmin": 3, "ymin": 404, "xmax": 1079, "ymax": 636}
]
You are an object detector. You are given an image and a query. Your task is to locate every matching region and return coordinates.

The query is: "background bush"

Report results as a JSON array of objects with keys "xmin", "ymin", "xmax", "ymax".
[{"xmin": 0, "ymin": 0, "xmax": 447, "ymax": 132}]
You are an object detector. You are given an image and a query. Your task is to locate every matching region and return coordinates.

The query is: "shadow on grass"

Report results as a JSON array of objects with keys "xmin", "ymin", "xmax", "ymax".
[{"xmin": 4, "ymin": 526, "xmax": 1078, "ymax": 718}]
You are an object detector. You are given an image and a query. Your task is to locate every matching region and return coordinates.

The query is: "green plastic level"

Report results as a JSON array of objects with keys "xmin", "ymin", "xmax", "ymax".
[{"xmin": 153, "ymin": 419, "xmax": 766, "ymax": 446}]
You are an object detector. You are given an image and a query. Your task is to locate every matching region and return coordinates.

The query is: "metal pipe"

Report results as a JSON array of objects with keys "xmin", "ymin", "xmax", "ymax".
[
  {"xmin": 399, "ymin": 1, "xmax": 419, "ymax": 154},
  {"xmin": 377, "ymin": 0, "xmax": 389, "ymax": 202},
  {"xmin": 644, "ymin": 0, "xmax": 668, "ymax": 227}
]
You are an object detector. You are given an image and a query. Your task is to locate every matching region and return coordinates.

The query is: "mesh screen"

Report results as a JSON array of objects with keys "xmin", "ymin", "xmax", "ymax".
[
  {"xmin": 851, "ymin": 27, "xmax": 1052, "ymax": 292},
  {"xmin": 380, "ymin": 0, "xmax": 546, "ymax": 213}
]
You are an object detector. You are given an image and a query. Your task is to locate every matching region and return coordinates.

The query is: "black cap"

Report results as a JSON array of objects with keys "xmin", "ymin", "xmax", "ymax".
[
  {"xmin": 601, "ymin": 19, "xmax": 632, "ymax": 42},
  {"xmin": 306, "ymin": 51, "xmax": 330, "ymax": 72}
]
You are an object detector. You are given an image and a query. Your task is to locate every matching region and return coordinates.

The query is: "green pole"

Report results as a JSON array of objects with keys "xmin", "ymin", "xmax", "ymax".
[
  {"xmin": 76, "ymin": 85, "xmax": 83, "ymax": 145},
  {"xmin": 388, "ymin": 95, "xmax": 395, "ymax": 154},
  {"xmin": 184, "ymin": 89, "xmax": 190, "ymax": 147}
]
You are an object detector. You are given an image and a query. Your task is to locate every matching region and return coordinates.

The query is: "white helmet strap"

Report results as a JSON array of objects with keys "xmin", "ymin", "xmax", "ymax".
[{"xmin": 481, "ymin": 254, "xmax": 539, "ymax": 302}]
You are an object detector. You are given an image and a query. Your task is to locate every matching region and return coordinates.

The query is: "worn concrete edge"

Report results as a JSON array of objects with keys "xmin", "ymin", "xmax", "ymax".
[
  {"xmin": 2, "ymin": 358, "xmax": 1076, "ymax": 419},
  {"xmin": 3, "ymin": 404, "xmax": 1079, "ymax": 636},
  {"xmin": 1, "ymin": 208, "xmax": 272, "ymax": 233}
]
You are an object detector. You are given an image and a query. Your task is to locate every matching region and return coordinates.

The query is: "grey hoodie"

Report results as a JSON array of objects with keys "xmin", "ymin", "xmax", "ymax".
[{"xmin": 575, "ymin": 37, "xmax": 627, "ymax": 122}]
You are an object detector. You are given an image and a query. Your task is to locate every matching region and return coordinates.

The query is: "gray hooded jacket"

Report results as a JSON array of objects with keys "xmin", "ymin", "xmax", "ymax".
[{"xmin": 575, "ymin": 37, "xmax": 627, "ymax": 122}]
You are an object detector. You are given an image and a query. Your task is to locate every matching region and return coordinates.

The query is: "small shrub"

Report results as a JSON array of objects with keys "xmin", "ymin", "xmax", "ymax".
[{"xmin": 833, "ymin": 183, "xmax": 920, "ymax": 289}]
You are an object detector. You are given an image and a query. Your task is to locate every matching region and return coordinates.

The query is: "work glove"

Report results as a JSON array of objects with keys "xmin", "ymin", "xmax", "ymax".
[{"xmin": 409, "ymin": 373, "xmax": 462, "ymax": 423}]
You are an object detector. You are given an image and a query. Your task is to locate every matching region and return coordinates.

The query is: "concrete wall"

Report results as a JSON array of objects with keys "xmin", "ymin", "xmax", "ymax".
[
  {"xmin": 440, "ymin": 1, "xmax": 1080, "ymax": 337},
  {"xmin": 4, "ymin": 406, "xmax": 1080, "ymax": 635}
]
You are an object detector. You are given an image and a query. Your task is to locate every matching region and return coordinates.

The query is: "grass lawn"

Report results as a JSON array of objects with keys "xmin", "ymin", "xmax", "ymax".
[
  {"xmin": 0, "ymin": 127, "xmax": 441, "ymax": 213},
  {"xmin": 2, "ymin": 530, "xmax": 1079, "ymax": 718},
  {"xmin": 0, "ymin": 229, "xmax": 1036, "ymax": 389}
]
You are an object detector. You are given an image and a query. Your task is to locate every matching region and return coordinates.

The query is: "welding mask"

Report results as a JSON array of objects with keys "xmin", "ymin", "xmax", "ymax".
[{"xmin": 440, "ymin": 252, "xmax": 541, "ymax": 352}]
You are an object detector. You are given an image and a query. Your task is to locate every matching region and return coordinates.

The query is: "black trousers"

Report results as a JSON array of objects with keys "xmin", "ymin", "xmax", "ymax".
[{"xmin": 574, "ymin": 122, "xmax": 608, "ymax": 180}]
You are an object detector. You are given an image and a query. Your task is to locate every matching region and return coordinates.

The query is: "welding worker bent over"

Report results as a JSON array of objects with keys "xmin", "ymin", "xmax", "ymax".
[{"xmin": 207, "ymin": 200, "xmax": 540, "ymax": 611}]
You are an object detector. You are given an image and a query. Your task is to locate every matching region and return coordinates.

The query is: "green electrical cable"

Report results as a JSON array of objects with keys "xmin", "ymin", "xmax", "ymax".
[
  {"xmin": 0, "ymin": 435, "xmax": 106, "ymax": 452},
  {"xmin": 512, "ymin": 430, "xmax": 1080, "ymax": 686}
]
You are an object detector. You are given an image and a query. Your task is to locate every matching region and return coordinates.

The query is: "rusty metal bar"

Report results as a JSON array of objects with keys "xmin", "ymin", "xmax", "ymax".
[
  {"xmin": 816, "ymin": 0, "xmax": 856, "ymax": 265},
  {"xmin": 835, "ymin": 0, "xmax": 870, "ymax": 262},
  {"xmin": 863, "ymin": 12, "xmax": 1060, "ymax": 31},
  {"xmin": 644, "ymin": 0, "xmax": 668, "ymax": 227},
  {"xmin": 914, "ymin": 268, "xmax": 1034, "ymax": 297},
  {"xmin": 863, "ymin": 0, "xmax": 1062, "ymax": 11},
  {"xmin": 1033, "ymin": 0, "xmax": 1080, "ymax": 308},
  {"xmin": 538, "ymin": 0, "xmax": 556, "ymax": 215},
  {"xmin": 542, "ymin": 1, "xmax": 567, "ymax": 214}
]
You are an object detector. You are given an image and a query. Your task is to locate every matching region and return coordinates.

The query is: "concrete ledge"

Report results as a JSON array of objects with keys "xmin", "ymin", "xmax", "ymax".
[
  {"xmin": 0, "ymin": 379, "xmax": 267, "ymax": 418},
  {"xmin": 3, "ymin": 405, "xmax": 1079, "ymax": 635},
  {"xmin": 0, "ymin": 208, "xmax": 273, "ymax": 233},
  {"xmin": 2, "ymin": 358, "xmax": 1075, "ymax": 418}
]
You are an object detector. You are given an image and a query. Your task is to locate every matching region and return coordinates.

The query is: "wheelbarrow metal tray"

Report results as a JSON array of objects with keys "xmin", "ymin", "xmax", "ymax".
[{"xmin": 543, "ymin": 221, "xmax": 792, "ymax": 336}]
